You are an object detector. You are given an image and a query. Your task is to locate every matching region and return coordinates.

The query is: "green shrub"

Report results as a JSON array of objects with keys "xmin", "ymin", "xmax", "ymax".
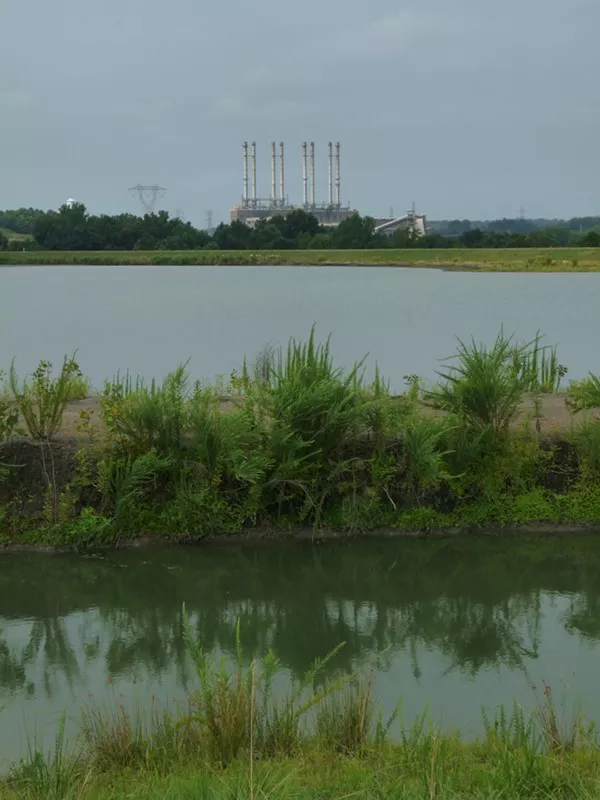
[
  {"xmin": 102, "ymin": 366, "xmax": 189, "ymax": 458},
  {"xmin": 568, "ymin": 373, "xmax": 600, "ymax": 411},
  {"xmin": 571, "ymin": 420, "xmax": 600, "ymax": 480},
  {"xmin": 98, "ymin": 452, "xmax": 172, "ymax": 534},
  {"xmin": 247, "ymin": 327, "xmax": 387, "ymax": 523},
  {"xmin": 0, "ymin": 387, "xmax": 18, "ymax": 443},
  {"xmin": 9, "ymin": 355, "xmax": 82, "ymax": 440}
]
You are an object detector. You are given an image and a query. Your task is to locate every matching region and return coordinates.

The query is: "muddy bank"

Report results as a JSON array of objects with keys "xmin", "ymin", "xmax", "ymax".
[{"xmin": 2, "ymin": 522, "xmax": 600, "ymax": 555}]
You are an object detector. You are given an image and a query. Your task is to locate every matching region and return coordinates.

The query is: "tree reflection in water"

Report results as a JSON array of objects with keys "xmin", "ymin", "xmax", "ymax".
[{"xmin": 0, "ymin": 536, "xmax": 598, "ymax": 700}]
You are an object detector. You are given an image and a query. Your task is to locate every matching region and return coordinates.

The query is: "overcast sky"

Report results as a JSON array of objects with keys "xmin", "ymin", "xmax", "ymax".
[{"xmin": 2, "ymin": 0, "xmax": 598, "ymax": 224}]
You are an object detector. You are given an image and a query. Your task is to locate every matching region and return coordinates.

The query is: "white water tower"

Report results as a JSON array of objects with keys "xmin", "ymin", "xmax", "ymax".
[{"xmin": 66, "ymin": 198, "xmax": 77, "ymax": 209}]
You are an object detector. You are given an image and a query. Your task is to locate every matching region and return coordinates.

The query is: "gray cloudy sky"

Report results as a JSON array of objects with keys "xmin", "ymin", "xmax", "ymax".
[{"xmin": 2, "ymin": 0, "xmax": 598, "ymax": 224}]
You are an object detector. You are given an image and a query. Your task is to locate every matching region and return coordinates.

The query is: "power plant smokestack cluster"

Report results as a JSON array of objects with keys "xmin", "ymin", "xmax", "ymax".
[
  {"xmin": 239, "ymin": 141, "xmax": 343, "ymax": 212},
  {"xmin": 233, "ymin": 141, "xmax": 427, "ymax": 235}
]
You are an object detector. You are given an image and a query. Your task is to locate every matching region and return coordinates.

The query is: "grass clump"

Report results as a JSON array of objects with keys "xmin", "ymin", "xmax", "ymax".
[
  {"xmin": 182, "ymin": 612, "xmax": 351, "ymax": 763},
  {"xmin": 245, "ymin": 326, "xmax": 384, "ymax": 526},
  {"xmin": 427, "ymin": 331, "xmax": 564, "ymax": 433}
]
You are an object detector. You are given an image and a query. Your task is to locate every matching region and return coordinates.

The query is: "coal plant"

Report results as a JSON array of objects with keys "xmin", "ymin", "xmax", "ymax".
[{"xmin": 230, "ymin": 141, "xmax": 358, "ymax": 226}]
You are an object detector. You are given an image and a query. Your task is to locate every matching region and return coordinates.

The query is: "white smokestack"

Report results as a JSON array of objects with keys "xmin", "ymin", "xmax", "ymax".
[
  {"xmin": 271, "ymin": 141, "xmax": 277, "ymax": 207},
  {"xmin": 335, "ymin": 141, "xmax": 341, "ymax": 208},
  {"xmin": 243, "ymin": 141, "xmax": 249, "ymax": 205},
  {"xmin": 328, "ymin": 141, "xmax": 333, "ymax": 207},
  {"xmin": 302, "ymin": 141, "xmax": 308, "ymax": 207},
  {"xmin": 279, "ymin": 142, "xmax": 285, "ymax": 207},
  {"xmin": 310, "ymin": 141, "xmax": 315, "ymax": 208},
  {"xmin": 251, "ymin": 141, "xmax": 257, "ymax": 207}
]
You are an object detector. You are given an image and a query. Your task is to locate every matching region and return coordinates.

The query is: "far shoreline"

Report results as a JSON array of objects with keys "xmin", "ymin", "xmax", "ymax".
[{"xmin": 1, "ymin": 246, "xmax": 600, "ymax": 271}]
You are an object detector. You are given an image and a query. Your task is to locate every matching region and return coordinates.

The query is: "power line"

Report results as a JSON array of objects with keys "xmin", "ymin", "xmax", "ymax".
[{"xmin": 129, "ymin": 184, "xmax": 167, "ymax": 214}]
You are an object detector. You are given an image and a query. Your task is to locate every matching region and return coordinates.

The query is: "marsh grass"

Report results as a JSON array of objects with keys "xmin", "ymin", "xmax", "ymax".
[
  {"xmin": 4, "ymin": 684, "xmax": 600, "ymax": 800},
  {"xmin": 6, "ymin": 716, "xmax": 85, "ymax": 800}
]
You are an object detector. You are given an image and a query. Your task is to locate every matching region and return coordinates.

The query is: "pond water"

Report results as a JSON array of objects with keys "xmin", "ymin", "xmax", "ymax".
[
  {"xmin": 0, "ymin": 266, "xmax": 599, "ymax": 392},
  {"xmin": 1, "ymin": 536, "xmax": 600, "ymax": 766}
]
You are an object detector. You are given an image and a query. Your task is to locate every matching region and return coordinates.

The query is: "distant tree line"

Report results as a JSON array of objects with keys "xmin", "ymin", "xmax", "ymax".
[{"xmin": 1, "ymin": 204, "xmax": 600, "ymax": 251}]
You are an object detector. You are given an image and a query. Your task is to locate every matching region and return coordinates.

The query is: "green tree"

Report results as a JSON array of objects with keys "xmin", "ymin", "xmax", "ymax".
[
  {"xmin": 213, "ymin": 221, "xmax": 253, "ymax": 250},
  {"xmin": 309, "ymin": 232, "xmax": 333, "ymax": 249},
  {"xmin": 331, "ymin": 213, "xmax": 375, "ymax": 248},
  {"xmin": 581, "ymin": 230, "xmax": 600, "ymax": 247}
]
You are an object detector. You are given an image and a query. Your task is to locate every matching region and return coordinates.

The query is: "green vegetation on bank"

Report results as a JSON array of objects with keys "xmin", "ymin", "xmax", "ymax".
[
  {"xmin": 2, "ymin": 202, "xmax": 600, "ymax": 258},
  {"xmin": 2, "ymin": 620, "xmax": 600, "ymax": 799},
  {"xmin": 1, "ymin": 330, "xmax": 600, "ymax": 548},
  {"xmin": 3, "ymin": 246, "xmax": 600, "ymax": 270}
]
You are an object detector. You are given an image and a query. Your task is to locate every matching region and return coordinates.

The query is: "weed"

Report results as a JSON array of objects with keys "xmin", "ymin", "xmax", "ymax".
[
  {"xmin": 9, "ymin": 356, "xmax": 81, "ymax": 440},
  {"xmin": 570, "ymin": 420, "xmax": 600, "ymax": 481}
]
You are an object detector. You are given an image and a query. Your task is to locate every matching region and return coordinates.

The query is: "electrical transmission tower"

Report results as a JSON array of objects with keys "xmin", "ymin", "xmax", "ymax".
[
  {"xmin": 205, "ymin": 210, "xmax": 214, "ymax": 231},
  {"xmin": 519, "ymin": 205, "xmax": 526, "ymax": 221},
  {"xmin": 129, "ymin": 184, "xmax": 167, "ymax": 214}
]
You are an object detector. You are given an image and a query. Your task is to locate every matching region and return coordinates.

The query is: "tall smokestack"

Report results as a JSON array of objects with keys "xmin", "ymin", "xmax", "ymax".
[
  {"xmin": 302, "ymin": 141, "xmax": 308, "ymax": 207},
  {"xmin": 335, "ymin": 142, "xmax": 341, "ymax": 208},
  {"xmin": 328, "ymin": 141, "xmax": 333, "ymax": 207},
  {"xmin": 310, "ymin": 141, "xmax": 316, "ymax": 208},
  {"xmin": 251, "ymin": 141, "xmax": 257, "ymax": 207},
  {"xmin": 279, "ymin": 142, "xmax": 285, "ymax": 207},
  {"xmin": 243, "ymin": 141, "xmax": 249, "ymax": 205},
  {"xmin": 271, "ymin": 141, "xmax": 277, "ymax": 207}
]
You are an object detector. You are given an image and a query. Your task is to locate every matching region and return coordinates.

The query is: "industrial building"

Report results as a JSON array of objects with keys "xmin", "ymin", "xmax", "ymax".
[
  {"xmin": 230, "ymin": 141, "xmax": 358, "ymax": 227},
  {"xmin": 373, "ymin": 211, "xmax": 427, "ymax": 237}
]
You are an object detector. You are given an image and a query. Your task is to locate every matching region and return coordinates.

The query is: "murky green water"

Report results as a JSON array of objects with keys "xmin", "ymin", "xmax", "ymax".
[{"xmin": 1, "ymin": 535, "xmax": 600, "ymax": 766}]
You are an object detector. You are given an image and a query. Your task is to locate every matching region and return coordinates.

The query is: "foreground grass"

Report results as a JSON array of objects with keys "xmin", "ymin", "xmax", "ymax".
[
  {"xmin": 3, "ymin": 702, "xmax": 600, "ymax": 799},
  {"xmin": 1, "ymin": 247, "xmax": 600, "ymax": 270},
  {"xmin": 4, "ymin": 747, "xmax": 600, "ymax": 799}
]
